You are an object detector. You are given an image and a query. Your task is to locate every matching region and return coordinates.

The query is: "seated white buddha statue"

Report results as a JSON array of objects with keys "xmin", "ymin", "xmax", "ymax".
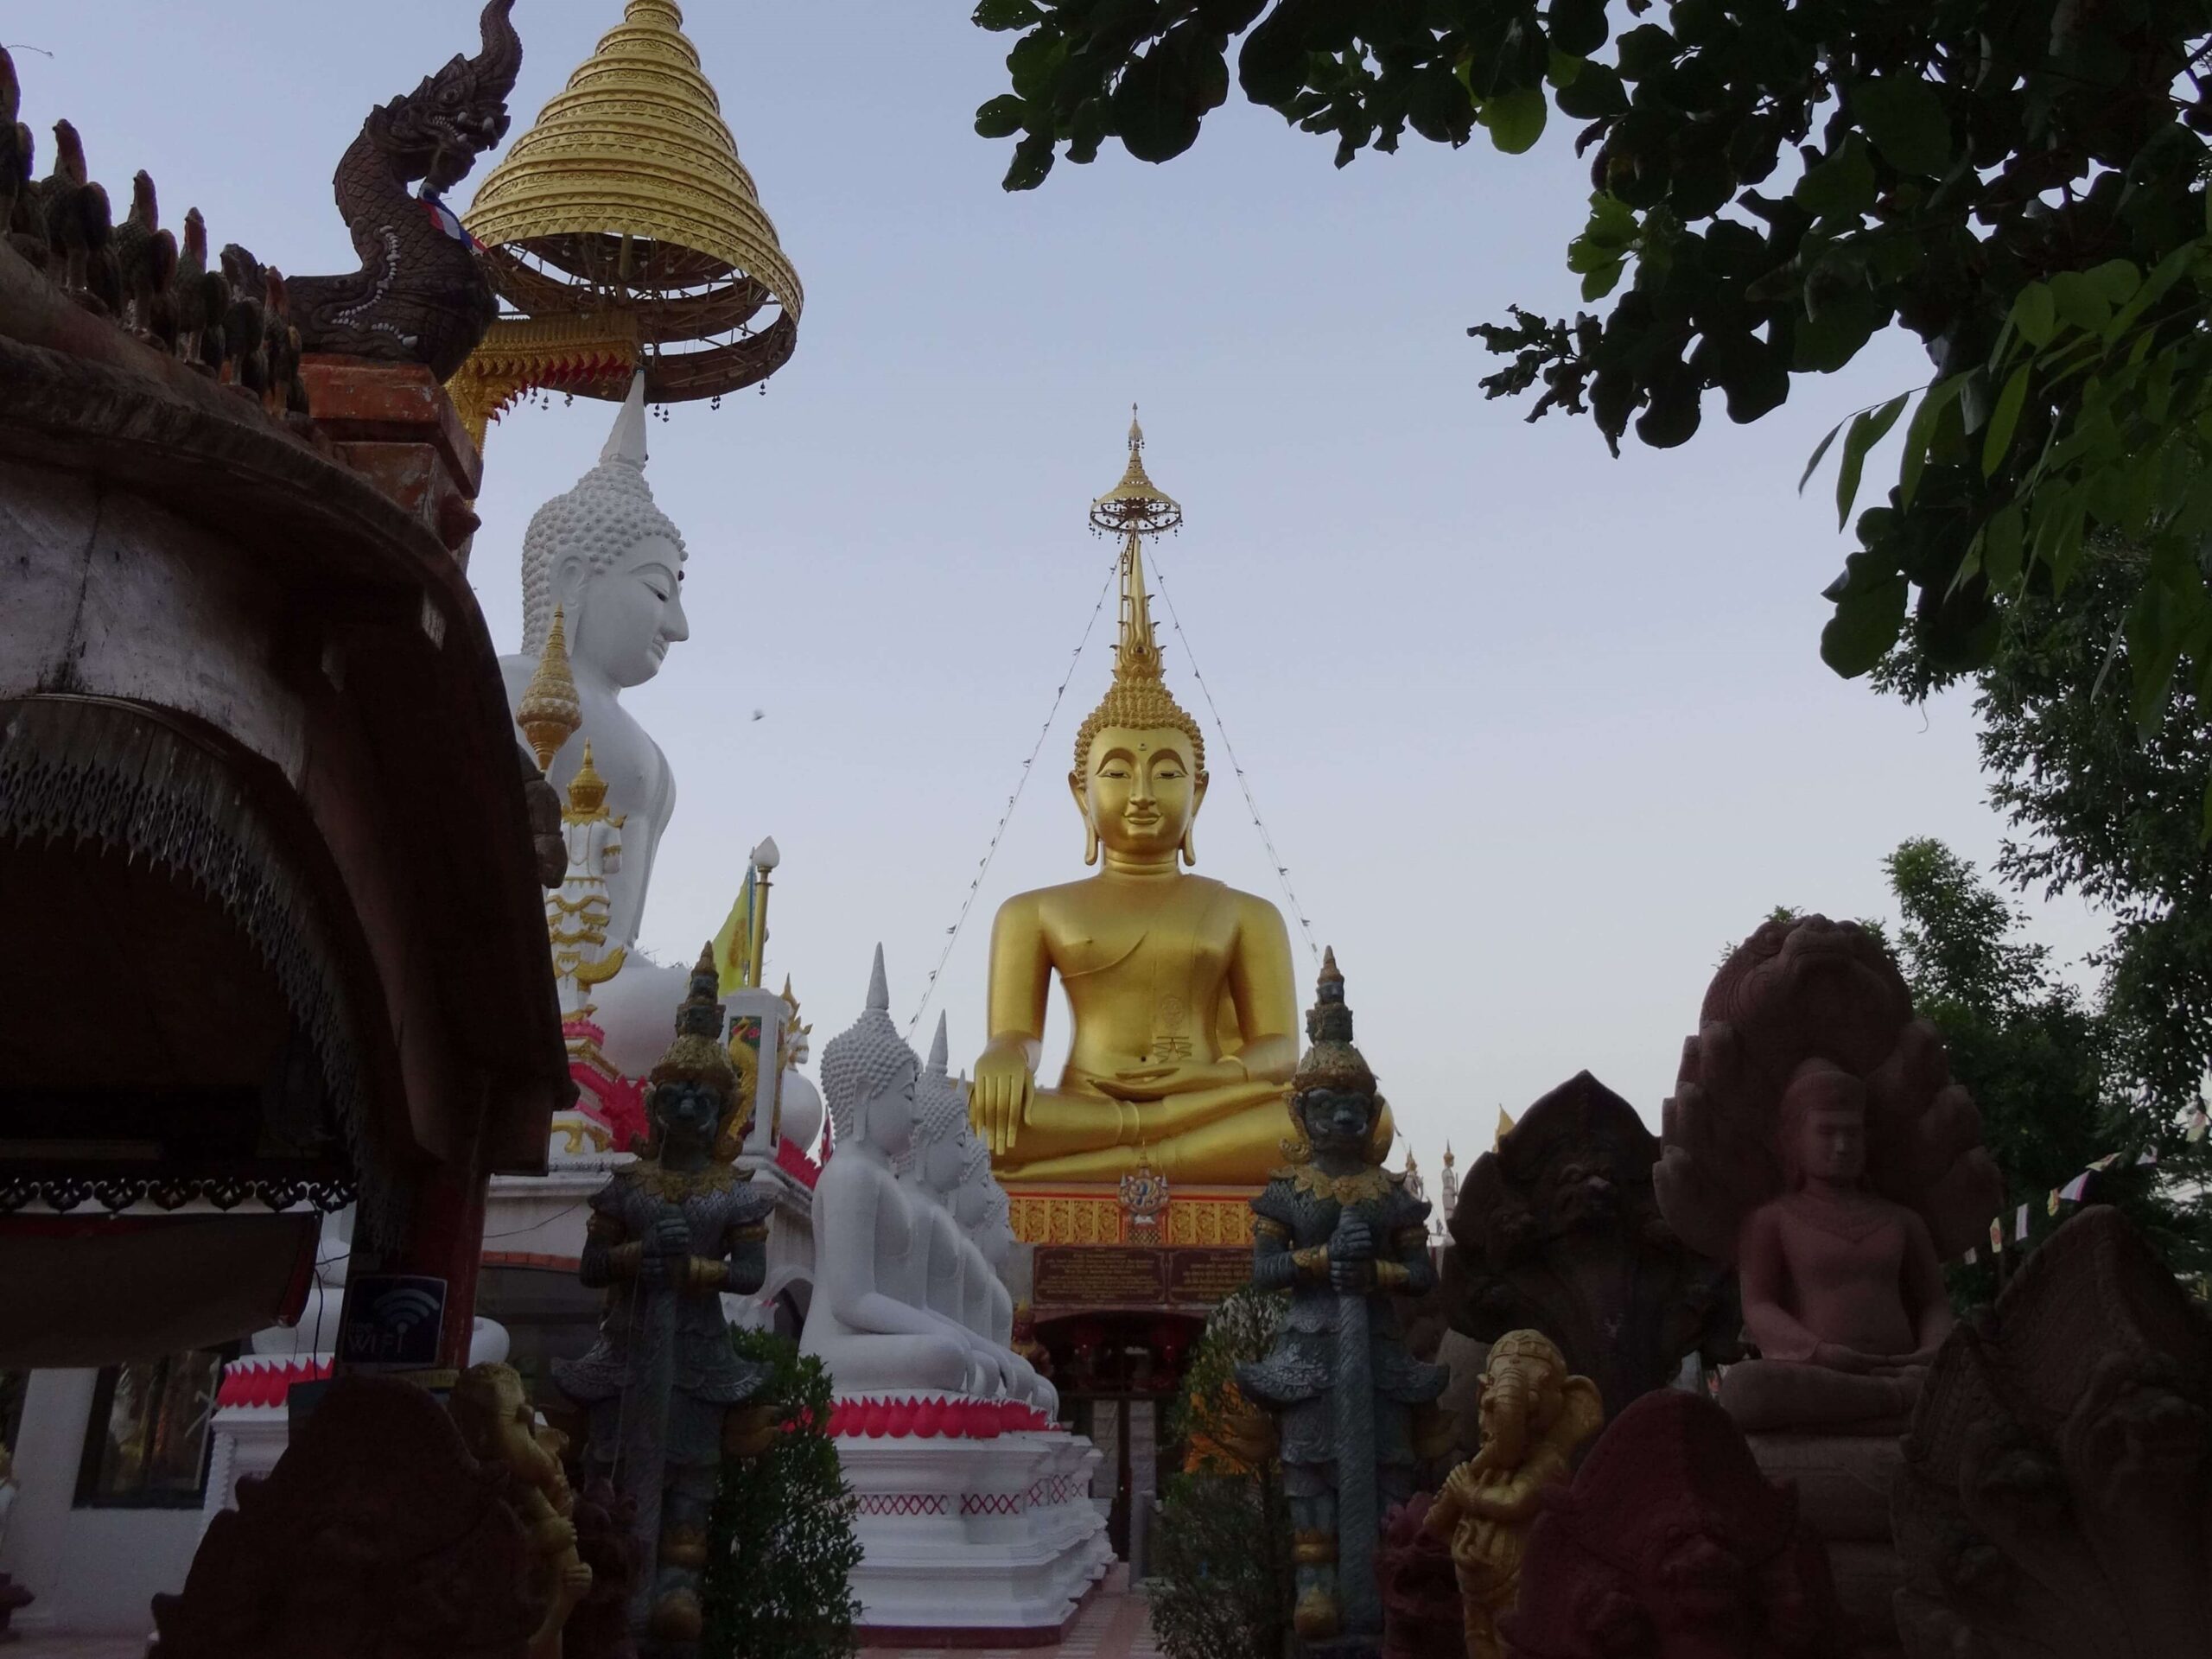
[
  {"xmin": 982, "ymin": 1185, "xmax": 1057, "ymax": 1424},
  {"xmin": 953, "ymin": 1140, "xmax": 1053, "ymax": 1414},
  {"xmin": 500, "ymin": 374, "xmax": 692, "ymax": 1075},
  {"xmin": 910, "ymin": 1017, "xmax": 1016, "ymax": 1397},
  {"xmin": 799, "ymin": 950, "xmax": 985, "ymax": 1399}
]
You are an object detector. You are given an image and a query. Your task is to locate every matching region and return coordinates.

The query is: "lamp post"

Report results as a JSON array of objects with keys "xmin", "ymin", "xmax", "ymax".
[{"xmin": 747, "ymin": 836, "xmax": 779, "ymax": 988}]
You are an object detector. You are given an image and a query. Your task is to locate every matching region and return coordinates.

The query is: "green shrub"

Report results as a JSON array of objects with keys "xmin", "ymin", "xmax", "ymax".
[
  {"xmin": 1150, "ymin": 1286, "xmax": 1292, "ymax": 1659},
  {"xmin": 701, "ymin": 1328, "xmax": 862, "ymax": 1659}
]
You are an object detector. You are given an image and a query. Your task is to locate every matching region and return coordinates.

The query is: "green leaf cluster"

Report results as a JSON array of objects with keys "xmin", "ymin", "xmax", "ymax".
[
  {"xmin": 701, "ymin": 1329, "xmax": 864, "ymax": 1659},
  {"xmin": 972, "ymin": 1, "xmax": 2212, "ymax": 780},
  {"xmin": 1873, "ymin": 836, "xmax": 2212, "ymax": 1294},
  {"xmin": 1880, "ymin": 546, "xmax": 2212, "ymax": 1185}
]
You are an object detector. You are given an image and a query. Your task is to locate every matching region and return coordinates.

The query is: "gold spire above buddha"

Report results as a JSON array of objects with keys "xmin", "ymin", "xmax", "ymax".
[{"xmin": 969, "ymin": 415, "xmax": 1300, "ymax": 1185}]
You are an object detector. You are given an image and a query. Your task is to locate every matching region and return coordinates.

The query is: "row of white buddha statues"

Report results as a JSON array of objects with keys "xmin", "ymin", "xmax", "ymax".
[{"xmin": 802, "ymin": 947, "xmax": 1053, "ymax": 1414}]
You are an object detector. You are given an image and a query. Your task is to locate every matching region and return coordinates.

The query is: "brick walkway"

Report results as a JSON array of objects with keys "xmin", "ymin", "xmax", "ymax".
[
  {"xmin": 875, "ymin": 1568, "xmax": 1161, "ymax": 1658},
  {"xmin": 3, "ymin": 1575, "xmax": 1162, "ymax": 1659}
]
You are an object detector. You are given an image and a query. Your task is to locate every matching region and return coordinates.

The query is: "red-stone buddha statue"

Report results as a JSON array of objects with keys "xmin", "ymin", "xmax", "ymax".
[
  {"xmin": 1656, "ymin": 915, "xmax": 1999, "ymax": 1431},
  {"xmin": 1731, "ymin": 1058, "xmax": 1954, "ymax": 1430}
]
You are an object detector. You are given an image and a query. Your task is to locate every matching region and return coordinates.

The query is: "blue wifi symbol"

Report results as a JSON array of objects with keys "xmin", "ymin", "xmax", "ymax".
[{"xmin": 373, "ymin": 1287, "xmax": 442, "ymax": 1333}]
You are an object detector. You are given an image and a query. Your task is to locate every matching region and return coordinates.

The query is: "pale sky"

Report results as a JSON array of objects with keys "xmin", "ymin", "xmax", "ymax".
[{"xmin": 16, "ymin": 2, "xmax": 2113, "ymax": 1169}]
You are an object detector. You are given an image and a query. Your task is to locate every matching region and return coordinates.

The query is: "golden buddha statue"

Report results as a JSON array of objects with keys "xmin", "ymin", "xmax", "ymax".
[{"xmin": 969, "ymin": 416, "xmax": 1300, "ymax": 1185}]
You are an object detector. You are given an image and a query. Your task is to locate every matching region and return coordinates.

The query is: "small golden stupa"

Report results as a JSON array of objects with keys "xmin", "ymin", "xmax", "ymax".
[
  {"xmin": 515, "ymin": 604, "xmax": 582, "ymax": 770},
  {"xmin": 452, "ymin": 0, "xmax": 804, "ymax": 447}
]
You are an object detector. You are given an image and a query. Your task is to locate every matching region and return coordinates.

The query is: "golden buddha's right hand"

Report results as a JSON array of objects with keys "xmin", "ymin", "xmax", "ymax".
[{"xmin": 971, "ymin": 1039, "xmax": 1035, "ymax": 1157}]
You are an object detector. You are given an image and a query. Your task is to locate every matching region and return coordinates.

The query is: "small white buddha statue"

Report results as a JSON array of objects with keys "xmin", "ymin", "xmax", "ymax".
[
  {"xmin": 910, "ymin": 1017, "xmax": 1015, "ymax": 1396},
  {"xmin": 799, "ymin": 950, "xmax": 986, "ymax": 1399},
  {"xmin": 500, "ymin": 374, "xmax": 691, "ymax": 1071},
  {"xmin": 982, "ymin": 1185, "xmax": 1057, "ymax": 1415},
  {"xmin": 956, "ymin": 1141, "xmax": 1052, "ymax": 1413}
]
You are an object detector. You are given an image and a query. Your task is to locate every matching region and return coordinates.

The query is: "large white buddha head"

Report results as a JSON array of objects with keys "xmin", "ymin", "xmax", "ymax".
[
  {"xmin": 822, "ymin": 946, "xmax": 919, "ymax": 1160},
  {"xmin": 520, "ymin": 375, "xmax": 690, "ymax": 689}
]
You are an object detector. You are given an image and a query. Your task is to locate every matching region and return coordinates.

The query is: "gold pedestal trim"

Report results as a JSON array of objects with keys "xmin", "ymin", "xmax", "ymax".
[{"xmin": 1006, "ymin": 1182, "xmax": 1256, "ymax": 1248}]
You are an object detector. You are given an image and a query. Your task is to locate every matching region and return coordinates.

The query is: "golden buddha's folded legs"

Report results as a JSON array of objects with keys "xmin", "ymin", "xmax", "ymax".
[{"xmin": 1001, "ymin": 1084, "xmax": 1291, "ymax": 1184}]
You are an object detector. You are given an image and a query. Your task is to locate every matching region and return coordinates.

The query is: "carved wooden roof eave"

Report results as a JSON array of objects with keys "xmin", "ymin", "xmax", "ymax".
[{"xmin": 0, "ymin": 244, "xmax": 568, "ymax": 1175}]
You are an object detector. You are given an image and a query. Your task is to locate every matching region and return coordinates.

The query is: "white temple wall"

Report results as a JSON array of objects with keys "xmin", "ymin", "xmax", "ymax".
[{"xmin": 1, "ymin": 1369, "xmax": 207, "ymax": 1637}]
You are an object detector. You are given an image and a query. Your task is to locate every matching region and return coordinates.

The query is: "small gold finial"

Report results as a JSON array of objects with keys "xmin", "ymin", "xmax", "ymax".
[
  {"xmin": 517, "ymin": 605, "xmax": 583, "ymax": 772},
  {"xmin": 563, "ymin": 740, "xmax": 620, "ymax": 823},
  {"xmin": 1090, "ymin": 406, "xmax": 1181, "ymax": 537},
  {"xmin": 1073, "ymin": 413, "xmax": 1204, "ymax": 777}
]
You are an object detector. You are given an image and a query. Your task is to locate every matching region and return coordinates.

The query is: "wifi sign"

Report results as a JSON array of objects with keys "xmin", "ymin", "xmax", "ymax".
[{"xmin": 336, "ymin": 1274, "xmax": 448, "ymax": 1371}]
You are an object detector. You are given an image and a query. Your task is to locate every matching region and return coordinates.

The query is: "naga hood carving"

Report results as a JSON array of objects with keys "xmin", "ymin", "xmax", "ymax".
[{"xmin": 289, "ymin": 0, "xmax": 520, "ymax": 379}]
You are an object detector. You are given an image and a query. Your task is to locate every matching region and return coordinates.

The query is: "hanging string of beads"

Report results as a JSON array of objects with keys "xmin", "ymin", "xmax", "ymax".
[
  {"xmin": 906, "ymin": 549, "xmax": 1124, "ymax": 1035},
  {"xmin": 1146, "ymin": 548, "xmax": 1322, "ymax": 968}
]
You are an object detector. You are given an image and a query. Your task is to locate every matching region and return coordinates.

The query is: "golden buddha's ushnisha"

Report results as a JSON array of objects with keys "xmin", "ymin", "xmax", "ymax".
[{"xmin": 969, "ymin": 415, "xmax": 1300, "ymax": 1185}]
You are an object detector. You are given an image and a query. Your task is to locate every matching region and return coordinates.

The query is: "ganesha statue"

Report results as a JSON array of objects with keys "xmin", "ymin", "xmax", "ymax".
[
  {"xmin": 1427, "ymin": 1330, "xmax": 1604, "ymax": 1659},
  {"xmin": 450, "ymin": 1362, "xmax": 593, "ymax": 1659}
]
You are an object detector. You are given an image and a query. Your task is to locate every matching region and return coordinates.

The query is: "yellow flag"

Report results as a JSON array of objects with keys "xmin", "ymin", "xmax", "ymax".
[
  {"xmin": 711, "ymin": 870, "xmax": 755, "ymax": 995},
  {"xmin": 1493, "ymin": 1108, "xmax": 1515, "ymax": 1150}
]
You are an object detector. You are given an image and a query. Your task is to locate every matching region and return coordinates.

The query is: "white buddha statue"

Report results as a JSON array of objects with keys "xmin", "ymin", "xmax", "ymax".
[
  {"xmin": 800, "ymin": 949, "xmax": 986, "ymax": 1399},
  {"xmin": 956, "ymin": 1142, "xmax": 1053, "ymax": 1414},
  {"xmin": 910, "ymin": 1017, "xmax": 1015, "ymax": 1397},
  {"xmin": 500, "ymin": 373, "xmax": 692, "ymax": 1073}
]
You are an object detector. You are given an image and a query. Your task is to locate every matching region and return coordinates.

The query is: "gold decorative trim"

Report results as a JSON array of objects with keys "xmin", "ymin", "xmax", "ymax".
[
  {"xmin": 1274, "ymin": 1162, "xmax": 1395, "ymax": 1206},
  {"xmin": 1007, "ymin": 1185, "xmax": 1259, "ymax": 1246}
]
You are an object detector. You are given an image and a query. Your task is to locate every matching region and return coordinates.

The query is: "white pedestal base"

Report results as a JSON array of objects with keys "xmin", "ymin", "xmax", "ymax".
[{"xmin": 833, "ymin": 1421, "xmax": 1114, "ymax": 1644}]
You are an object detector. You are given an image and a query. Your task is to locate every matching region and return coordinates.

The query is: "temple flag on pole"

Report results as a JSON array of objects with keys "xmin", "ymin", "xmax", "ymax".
[
  {"xmin": 1493, "ymin": 1108, "xmax": 1515, "ymax": 1150},
  {"xmin": 713, "ymin": 869, "xmax": 757, "ymax": 995}
]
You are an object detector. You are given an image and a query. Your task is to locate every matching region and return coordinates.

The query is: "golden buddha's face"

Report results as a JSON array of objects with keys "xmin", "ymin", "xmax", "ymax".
[{"xmin": 1072, "ymin": 725, "xmax": 1205, "ymax": 861}]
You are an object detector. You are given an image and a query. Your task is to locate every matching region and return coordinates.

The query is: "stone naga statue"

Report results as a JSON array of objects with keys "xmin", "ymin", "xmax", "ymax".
[
  {"xmin": 1426, "ymin": 1331, "xmax": 1604, "ymax": 1659},
  {"xmin": 503, "ymin": 376, "xmax": 694, "ymax": 1075},
  {"xmin": 1655, "ymin": 915, "xmax": 1999, "ymax": 1655},
  {"xmin": 800, "ymin": 947, "xmax": 987, "ymax": 1399},
  {"xmin": 1235, "ymin": 950, "xmax": 1448, "ymax": 1648},
  {"xmin": 1377, "ymin": 1494, "xmax": 1464, "ymax": 1659},
  {"xmin": 289, "ymin": 0, "xmax": 518, "ymax": 378},
  {"xmin": 450, "ymin": 1362, "xmax": 594, "ymax": 1659},
  {"xmin": 1444, "ymin": 1071, "xmax": 1738, "ymax": 1421},
  {"xmin": 1893, "ymin": 1205, "xmax": 2212, "ymax": 1659},
  {"xmin": 552, "ymin": 948, "xmax": 774, "ymax": 1657},
  {"xmin": 1499, "ymin": 1389, "xmax": 1847, "ymax": 1658},
  {"xmin": 1656, "ymin": 916, "xmax": 1999, "ymax": 1433}
]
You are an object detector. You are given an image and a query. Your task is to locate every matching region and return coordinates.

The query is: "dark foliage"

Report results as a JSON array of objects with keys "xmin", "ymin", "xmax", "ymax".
[
  {"xmin": 974, "ymin": 1, "xmax": 2212, "ymax": 755},
  {"xmin": 701, "ymin": 1330, "xmax": 862, "ymax": 1659}
]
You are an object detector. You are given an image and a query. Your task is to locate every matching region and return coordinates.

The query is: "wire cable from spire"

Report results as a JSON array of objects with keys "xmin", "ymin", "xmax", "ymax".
[
  {"xmin": 1145, "ymin": 549, "xmax": 1322, "ymax": 967},
  {"xmin": 907, "ymin": 548, "xmax": 1123, "ymax": 1035}
]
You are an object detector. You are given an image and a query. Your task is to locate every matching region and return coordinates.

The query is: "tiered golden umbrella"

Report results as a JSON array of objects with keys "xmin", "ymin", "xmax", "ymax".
[{"xmin": 451, "ymin": 0, "xmax": 802, "ymax": 449}]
